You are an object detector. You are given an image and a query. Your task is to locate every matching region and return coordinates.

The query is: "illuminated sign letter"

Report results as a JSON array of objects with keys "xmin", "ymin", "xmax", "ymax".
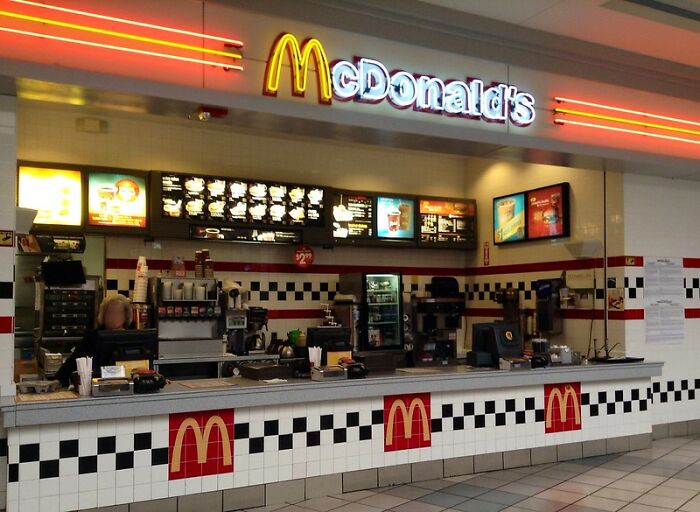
[
  {"xmin": 416, "ymin": 76, "xmax": 445, "ymax": 112},
  {"xmin": 331, "ymin": 60, "xmax": 359, "ymax": 100},
  {"xmin": 388, "ymin": 71, "xmax": 418, "ymax": 108},
  {"xmin": 511, "ymin": 92, "xmax": 537, "ymax": 126},
  {"xmin": 263, "ymin": 33, "xmax": 332, "ymax": 104},
  {"xmin": 481, "ymin": 84, "xmax": 511, "ymax": 122},
  {"xmin": 357, "ymin": 58, "xmax": 390, "ymax": 102},
  {"xmin": 444, "ymin": 80, "xmax": 470, "ymax": 115},
  {"xmin": 544, "ymin": 383, "xmax": 582, "ymax": 434}
]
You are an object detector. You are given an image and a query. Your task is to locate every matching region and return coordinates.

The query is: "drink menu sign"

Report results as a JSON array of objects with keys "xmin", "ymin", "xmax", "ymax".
[
  {"xmin": 333, "ymin": 193, "xmax": 374, "ymax": 239},
  {"xmin": 419, "ymin": 199, "xmax": 476, "ymax": 247},
  {"xmin": 493, "ymin": 192, "xmax": 526, "ymax": 244},
  {"xmin": 160, "ymin": 173, "xmax": 324, "ymax": 227},
  {"xmin": 18, "ymin": 166, "xmax": 83, "ymax": 226},
  {"xmin": 526, "ymin": 183, "xmax": 570, "ymax": 240},
  {"xmin": 88, "ymin": 172, "xmax": 147, "ymax": 228}
]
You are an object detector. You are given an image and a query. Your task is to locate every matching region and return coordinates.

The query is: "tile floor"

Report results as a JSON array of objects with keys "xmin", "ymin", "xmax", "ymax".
[{"xmin": 245, "ymin": 436, "xmax": 700, "ymax": 512}]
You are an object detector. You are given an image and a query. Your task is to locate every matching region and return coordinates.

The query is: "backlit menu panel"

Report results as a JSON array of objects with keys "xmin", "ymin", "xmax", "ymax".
[
  {"xmin": 419, "ymin": 199, "xmax": 476, "ymax": 246},
  {"xmin": 333, "ymin": 193, "xmax": 373, "ymax": 239},
  {"xmin": 160, "ymin": 173, "xmax": 324, "ymax": 228}
]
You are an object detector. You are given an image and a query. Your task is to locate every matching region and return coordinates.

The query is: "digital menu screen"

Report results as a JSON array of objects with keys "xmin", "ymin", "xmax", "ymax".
[
  {"xmin": 162, "ymin": 173, "xmax": 324, "ymax": 228},
  {"xmin": 419, "ymin": 199, "xmax": 476, "ymax": 246},
  {"xmin": 18, "ymin": 166, "xmax": 82, "ymax": 226},
  {"xmin": 527, "ymin": 183, "xmax": 569, "ymax": 240},
  {"xmin": 376, "ymin": 196, "xmax": 415, "ymax": 239},
  {"xmin": 88, "ymin": 173, "xmax": 147, "ymax": 228},
  {"xmin": 190, "ymin": 225, "xmax": 301, "ymax": 244},
  {"xmin": 493, "ymin": 193, "xmax": 526, "ymax": 244},
  {"xmin": 333, "ymin": 193, "xmax": 373, "ymax": 239}
]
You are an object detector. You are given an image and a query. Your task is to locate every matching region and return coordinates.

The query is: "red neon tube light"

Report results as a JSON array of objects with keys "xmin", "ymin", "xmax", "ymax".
[
  {"xmin": 8, "ymin": 0, "xmax": 244, "ymax": 47},
  {"xmin": 0, "ymin": 26, "xmax": 242, "ymax": 70},
  {"xmin": 554, "ymin": 118, "xmax": 700, "ymax": 146}
]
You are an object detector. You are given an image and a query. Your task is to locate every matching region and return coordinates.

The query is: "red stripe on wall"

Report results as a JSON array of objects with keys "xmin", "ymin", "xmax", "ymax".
[
  {"xmin": 685, "ymin": 309, "xmax": 700, "ymax": 319},
  {"xmin": 106, "ymin": 256, "xmax": 643, "ymax": 277},
  {"xmin": 609, "ymin": 309, "xmax": 644, "ymax": 320},
  {"xmin": 0, "ymin": 316, "xmax": 13, "ymax": 333},
  {"xmin": 608, "ymin": 256, "xmax": 644, "ymax": 267},
  {"xmin": 684, "ymin": 259, "xmax": 700, "ymax": 268},
  {"xmin": 463, "ymin": 308, "xmax": 643, "ymax": 320}
]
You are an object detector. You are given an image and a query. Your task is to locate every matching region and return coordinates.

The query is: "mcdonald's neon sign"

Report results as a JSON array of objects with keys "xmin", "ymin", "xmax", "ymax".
[
  {"xmin": 263, "ymin": 32, "xmax": 536, "ymax": 127},
  {"xmin": 383, "ymin": 393, "xmax": 431, "ymax": 452},
  {"xmin": 544, "ymin": 382, "xmax": 582, "ymax": 434},
  {"xmin": 168, "ymin": 410, "xmax": 234, "ymax": 480}
]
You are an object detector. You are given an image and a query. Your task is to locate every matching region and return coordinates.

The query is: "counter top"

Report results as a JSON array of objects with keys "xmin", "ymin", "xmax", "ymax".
[{"xmin": 0, "ymin": 362, "xmax": 663, "ymax": 427}]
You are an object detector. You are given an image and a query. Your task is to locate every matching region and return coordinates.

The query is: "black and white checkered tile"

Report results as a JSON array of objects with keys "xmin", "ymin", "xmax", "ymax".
[
  {"xmin": 581, "ymin": 388, "xmax": 649, "ymax": 417},
  {"xmin": 685, "ymin": 278, "xmax": 700, "ymax": 299},
  {"xmin": 8, "ymin": 432, "xmax": 168, "ymax": 482},
  {"xmin": 624, "ymin": 277, "xmax": 645, "ymax": 300},
  {"xmin": 652, "ymin": 379, "xmax": 700, "ymax": 404},
  {"xmin": 466, "ymin": 280, "xmax": 606, "ymax": 304}
]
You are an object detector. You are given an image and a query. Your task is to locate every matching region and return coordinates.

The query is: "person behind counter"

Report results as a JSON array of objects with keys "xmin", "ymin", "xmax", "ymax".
[{"xmin": 55, "ymin": 294, "xmax": 133, "ymax": 387}]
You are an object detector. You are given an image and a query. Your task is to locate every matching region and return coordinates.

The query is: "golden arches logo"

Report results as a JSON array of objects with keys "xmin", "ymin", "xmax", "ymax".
[
  {"xmin": 545, "ymin": 384, "xmax": 581, "ymax": 428},
  {"xmin": 171, "ymin": 415, "xmax": 232, "ymax": 472},
  {"xmin": 263, "ymin": 33, "xmax": 332, "ymax": 104},
  {"xmin": 385, "ymin": 397, "xmax": 430, "ymax": 446}
]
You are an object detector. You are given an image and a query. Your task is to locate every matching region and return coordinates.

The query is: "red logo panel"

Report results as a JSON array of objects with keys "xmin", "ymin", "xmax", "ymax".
[
  {"xmin": 383, "ymin": 393, "xmax": 431, "ymax": 452},
  {"xmin": 168, "ymin": 409, "xmax": 234, "ymax": 480},
  {"xmin": 544, "ymin": 382, "xmax": 582, "ymax": 434}
]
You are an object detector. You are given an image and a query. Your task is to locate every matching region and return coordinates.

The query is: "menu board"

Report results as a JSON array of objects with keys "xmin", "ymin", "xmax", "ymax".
[
  {"xmin": 419, "ymin": 199, "xmax": 476, "ymax": 246},
  {"xmin": 376, "ymin": 196, "xmax": 415, "ymax": 239},
  {"xmin": 190, "ymin": 225, "xmax": 301, "ymax": 244},
  {"xmin": 161, "ymin": 173, "xmax": 324, "ymax": 228},
  {"xmin": 493, "ymin": 193, "xmax": 526, "ymax": 244},
  {"xmin": 88, "ymin": 172, "xmax": 147, "ymax": 228},
  {"xmin": 333, "ymin": 193, "xmax": 373, "ymax": 239},
  {"xmin": 18, "ymin": 166, "xmax": 82, "ymax": 226},
  {"xmin": 526, "ymin": 183, "xmax": 569, "ymax": 240}
]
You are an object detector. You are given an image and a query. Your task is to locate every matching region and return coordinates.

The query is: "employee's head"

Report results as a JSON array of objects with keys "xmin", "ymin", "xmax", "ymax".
[{"xmin": 98, "ymin": 294, "xmax": 132, "ymax": 330}]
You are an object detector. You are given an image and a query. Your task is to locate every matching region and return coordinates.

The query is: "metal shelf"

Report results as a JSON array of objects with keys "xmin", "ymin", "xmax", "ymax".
[{"xmin": 367, "ymin": 302, "xmax": 398, "ymax": 306}]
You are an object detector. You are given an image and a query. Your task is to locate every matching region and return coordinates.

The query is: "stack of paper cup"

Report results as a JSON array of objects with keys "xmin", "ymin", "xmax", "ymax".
[
  {"xmin": 308, "ymin": 347, "xmax": 322, "ymax": 368},
  {"xmin": 132, "ymin": 256, "xmax": 149, "ymax": 303},
  {"xmin": 76, "ymin": 357, "xmax": 93, "ymax": 396}
]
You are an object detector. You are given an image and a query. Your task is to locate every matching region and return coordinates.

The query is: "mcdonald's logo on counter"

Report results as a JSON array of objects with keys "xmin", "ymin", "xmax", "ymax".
[
  {"xmin": 383, "ymin": 393, "xmax": 431, "ymax": 452},
  {"xmin": 168, "ymin": 409, "xmax": 234, "ymax": 480},
  {"xmin": 544, "ymin": 382, "xmax": 582, "ymax": 434}
]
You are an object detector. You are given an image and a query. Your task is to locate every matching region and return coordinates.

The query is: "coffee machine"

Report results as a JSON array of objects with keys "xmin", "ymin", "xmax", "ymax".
[
  {"xmin": 246, "ymin": 307, "xmax": 268, "ymax": 353},
  {"xmin": 222, "ymin": 281, "xmax": 249, "ymax": 355}
]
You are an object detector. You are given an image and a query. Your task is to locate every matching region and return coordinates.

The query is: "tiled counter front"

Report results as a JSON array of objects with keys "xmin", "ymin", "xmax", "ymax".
[{"xmin": 6, "ymin": 378, "xmax": 652, "ymax": 512}]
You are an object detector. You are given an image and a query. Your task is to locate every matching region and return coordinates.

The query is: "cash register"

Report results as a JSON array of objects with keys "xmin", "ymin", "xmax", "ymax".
[{"xmin": 467, "ymin": 322, "xmax": 528, "ymax": 368}]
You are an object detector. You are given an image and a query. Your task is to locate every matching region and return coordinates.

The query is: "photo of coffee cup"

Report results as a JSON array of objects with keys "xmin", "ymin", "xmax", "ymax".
[
  {"xmin": 388, "ymin": 210, "xmax": 401, "ymax": 232},
  {"xmin": 497, "ymin": 198, "xmax": 516, "ymax": 226},
  {"xmin": 398, "ymin": 203, "xmax": 411, "ymax": 230}
]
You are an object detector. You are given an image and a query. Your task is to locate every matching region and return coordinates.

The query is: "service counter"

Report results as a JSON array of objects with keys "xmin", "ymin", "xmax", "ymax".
[{"xmin": 2, "ymin": 362, "xmax": 663, "ymax": 512}]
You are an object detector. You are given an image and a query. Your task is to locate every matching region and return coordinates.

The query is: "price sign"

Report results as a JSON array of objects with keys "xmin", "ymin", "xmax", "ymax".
[{"xmin": 294, "ymin": 244, "xmax": 314, "ymax": 268}]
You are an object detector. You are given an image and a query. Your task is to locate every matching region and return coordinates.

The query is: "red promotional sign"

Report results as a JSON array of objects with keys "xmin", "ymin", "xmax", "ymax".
[
  {"xmin": 383, "ymin": 393, "xmax": 431, "ymax": 452},
  {"xmin": 527, "ymin": 184, "xmax": 568, "ymax": 240},
  {"xmin": 169, "ymin": 409, "xmax": 234, "ymax": 480},
  {"xmin": 294, "ymin": 244, "xmax": 314, "ymax": 268},
  {"xmin": 544, "ymin": 382, "xmax": 581, "ymax": 434}
]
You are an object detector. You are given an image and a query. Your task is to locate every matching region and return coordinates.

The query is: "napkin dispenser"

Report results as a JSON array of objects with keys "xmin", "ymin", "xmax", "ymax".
[{"xmin": 311, "ymin": 365, "xmax": 347, "ymax": 381}]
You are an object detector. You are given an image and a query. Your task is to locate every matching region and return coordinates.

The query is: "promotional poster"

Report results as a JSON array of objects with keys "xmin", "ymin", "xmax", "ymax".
[
  {"xmin": 377, "ymin": 196, "xmax": 415, "ymax": 239},
  {"xmin": 88, "ymin": 173, "xmax": 147, "ymax": 228},
  {"xmin": 527, "ymin": 184, "xmax": 569, "ymax": 240},
  {"xmin": 493, "ymin": 193, "xmax": 525, "ymax": 243},
  {"xmin": 18, "ymin": 166, "xmax": 82, "ymax": 226}
]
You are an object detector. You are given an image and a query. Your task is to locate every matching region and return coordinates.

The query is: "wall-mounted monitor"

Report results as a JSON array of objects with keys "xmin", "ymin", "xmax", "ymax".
[
  {"xmin": 87, "ymin": 172, "xmax": 147, "ymax": 228},
  {"xmin": 376, "ymin": 196, "xmax": 415, "ymax": 240},
  {"xmin": 526, "ymin": 183, "xmax": 570, "ymax": 241},
  {"xmin": 419, "ymin": 197, "xmax": 476, "ymax": 248},
  {"xmin": 493, "ymin": 192, "xmax": 526, "ymax": 244},
  {"xmin": 18, "ymin": 166, "xmax": 82, "ymax": 227}
]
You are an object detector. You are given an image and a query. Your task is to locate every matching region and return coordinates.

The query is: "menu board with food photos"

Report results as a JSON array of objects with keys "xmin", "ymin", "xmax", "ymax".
[
  {"xmin": 88, "ymin": 172, "xmax": 147, "ymax": 228},
  {"xmin": 333, "ymin": 193, "xmax": 374, "ymax": 239},
  {"xmin": 190, "ymin": 225, "xmax": 301, "ymax": 244},
  {"xmin": 160, "ymin": 173, "xmax": 325, "ymax": 228},
  {"xmin": 419, "ymin": 198, "xmax": 476, "ymax": 247}
]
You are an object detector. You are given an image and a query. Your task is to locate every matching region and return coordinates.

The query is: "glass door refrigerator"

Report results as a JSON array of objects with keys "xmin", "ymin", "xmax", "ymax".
[{"xmin": 338, "ymin": 273, "xmax": 403, "ymax": 350}]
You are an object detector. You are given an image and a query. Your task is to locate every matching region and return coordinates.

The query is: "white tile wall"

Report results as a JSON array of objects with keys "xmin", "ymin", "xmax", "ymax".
[{"xmin": 5, "ymin": 378, "xmax": 652, "ymax": 512}]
